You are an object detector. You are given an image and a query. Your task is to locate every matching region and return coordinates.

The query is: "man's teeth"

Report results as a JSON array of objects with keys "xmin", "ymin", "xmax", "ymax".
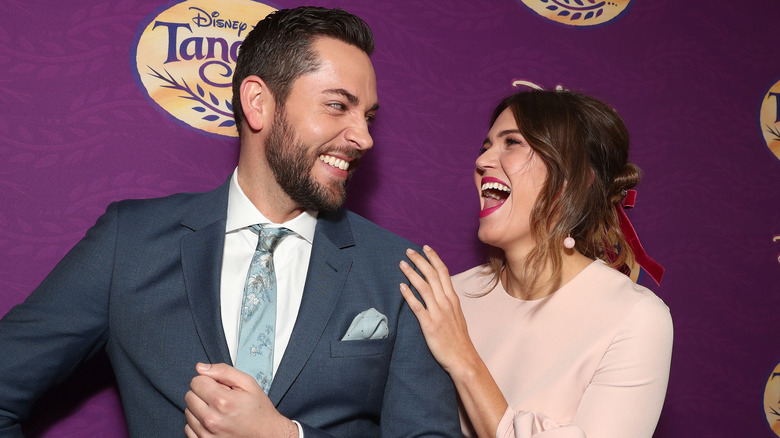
[
  {"xmin": 319, "ymin": 154, "xmax": 349, "ymax": 171},
  {"xmin": 481, "ymin": 181, "xmax": 511, "ymax": 198}
]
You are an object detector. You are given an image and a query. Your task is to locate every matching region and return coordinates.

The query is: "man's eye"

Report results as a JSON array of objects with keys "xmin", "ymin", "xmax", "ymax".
[
  {"xmin": 328, "ymin": 102, "xmax": 346, "ymax": 111},
  {"xmin": 479, "ymin": 146, "xmax": 488, "ymax": 155}
]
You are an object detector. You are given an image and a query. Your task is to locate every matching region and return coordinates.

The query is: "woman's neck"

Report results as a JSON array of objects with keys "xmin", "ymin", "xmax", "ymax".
[{"xmin": 501, "ymin": 249, "xmax": 593, "ymax": 301}]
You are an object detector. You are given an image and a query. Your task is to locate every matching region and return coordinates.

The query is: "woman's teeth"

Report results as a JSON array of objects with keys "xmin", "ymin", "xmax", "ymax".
[
  {"xmin": 319, "ymin": 154, "xmax": 349, "ymax": 171},
  {"xmin": 481, "ymin": 181, "xmax": 511, "ymax": 197}
]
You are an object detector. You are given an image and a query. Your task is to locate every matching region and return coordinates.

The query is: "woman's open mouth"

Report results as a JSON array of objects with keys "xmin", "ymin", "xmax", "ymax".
[{"xmin": 479, "ymin": 177, "xmax": 510, "ymax": 218}]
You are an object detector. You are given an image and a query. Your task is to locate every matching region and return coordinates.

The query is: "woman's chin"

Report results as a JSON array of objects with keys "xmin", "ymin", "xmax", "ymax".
[{"xmin": 476, "ymin": 227, "xmax": 501, "ymax": 248}]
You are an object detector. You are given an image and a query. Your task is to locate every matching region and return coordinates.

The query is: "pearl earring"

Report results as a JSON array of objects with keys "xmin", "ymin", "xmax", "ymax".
[{"xmin": 563, "ymin": 233, "xmax": 575, "ymax": 249}]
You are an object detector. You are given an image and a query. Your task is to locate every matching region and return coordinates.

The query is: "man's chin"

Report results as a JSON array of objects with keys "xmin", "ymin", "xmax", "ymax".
[
  {"xmin": 317, "ymin": 188, "xmax": 348, "ymax": 212},
  {"xmin": 294, "ymin": 181, "xmax": 347, "ymax": 212}
]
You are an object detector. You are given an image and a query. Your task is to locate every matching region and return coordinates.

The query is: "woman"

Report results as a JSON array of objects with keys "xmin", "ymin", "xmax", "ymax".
[{"xmin": 399, "ymin": 89, "xmax": 672, "ymax": 437}]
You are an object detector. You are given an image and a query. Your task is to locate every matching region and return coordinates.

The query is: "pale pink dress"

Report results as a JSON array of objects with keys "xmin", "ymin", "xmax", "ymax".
[{"xmin": 452, "ymin": 260, "xmax": 672, "ymax": 438}]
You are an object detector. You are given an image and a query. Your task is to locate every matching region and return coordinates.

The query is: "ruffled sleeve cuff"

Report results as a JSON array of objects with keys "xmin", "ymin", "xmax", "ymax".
[{"xmin": 496, "ymin": 407, "xmax": 585, "ymax": 438}]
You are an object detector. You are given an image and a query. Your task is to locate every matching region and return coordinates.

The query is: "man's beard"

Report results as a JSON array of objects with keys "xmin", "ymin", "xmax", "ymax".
[{"xmin": 265, "ymin": 106, "xmax": 361, "ymax": 212}]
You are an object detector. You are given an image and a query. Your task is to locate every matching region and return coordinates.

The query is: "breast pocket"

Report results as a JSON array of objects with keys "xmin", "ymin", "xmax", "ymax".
[{"xmin": 329, "ymin": 339, "xmax": 389, "ymax": 358}]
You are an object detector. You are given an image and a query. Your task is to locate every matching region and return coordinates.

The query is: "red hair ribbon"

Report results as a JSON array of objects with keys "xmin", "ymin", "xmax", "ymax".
[{"xmin": 617, "ymin": 190, "xmax": 665, "ymax": 285}]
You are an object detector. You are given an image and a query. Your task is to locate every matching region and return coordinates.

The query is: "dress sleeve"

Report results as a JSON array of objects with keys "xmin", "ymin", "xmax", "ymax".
[{"xmin": 496, "ymin": 295, "xmax": 673, "ymax": 438}]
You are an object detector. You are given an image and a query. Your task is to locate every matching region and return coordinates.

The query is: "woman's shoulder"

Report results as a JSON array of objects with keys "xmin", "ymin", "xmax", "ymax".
[
  {"xmin": 583, "ymin": 260, "xmax": 672, "ymax": 329},
  {"xmin": 451, "ymin": 264, "xmax": 497, "ymax": 296},
  {"xmin": 585, "ymin": 261, "xmax": 664, "ymax": 300}
]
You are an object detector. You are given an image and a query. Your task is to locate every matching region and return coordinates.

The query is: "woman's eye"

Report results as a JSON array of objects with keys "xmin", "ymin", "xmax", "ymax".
[{"xmin": 328, "ymin": 102, "xmax": 346, "ymax": 111}]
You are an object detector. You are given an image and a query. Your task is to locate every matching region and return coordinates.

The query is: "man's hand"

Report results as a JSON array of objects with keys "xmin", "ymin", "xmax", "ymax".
[{"xmin": 184, "ymin": 363, "xmax": 298, "ymax": 438}]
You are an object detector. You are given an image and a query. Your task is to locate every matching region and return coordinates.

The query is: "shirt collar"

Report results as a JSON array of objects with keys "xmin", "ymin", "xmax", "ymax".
[{"xmin": 225, "ymin": 168, "xmax": 317, "ymax": 244}]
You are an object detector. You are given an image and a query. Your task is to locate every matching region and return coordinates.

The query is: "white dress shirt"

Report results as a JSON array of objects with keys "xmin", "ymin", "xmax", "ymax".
[{"xmin": 220, "ymin": 169, "xmax": 317, "ymax": 374}]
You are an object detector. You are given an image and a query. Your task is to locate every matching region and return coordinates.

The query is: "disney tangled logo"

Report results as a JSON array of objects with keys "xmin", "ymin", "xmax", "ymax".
[
  {"xmin": 760, "ymin": 79, "xmax": 780, "ymax": 160},
  {"xmin": 765, "ymin": 361, "xmax": 780, "ymax": 436},
  {"xmin": 517, "ymin": 0, "xmax": 632, "ymax": 27},
  {"xmin": 132, "ymin": 0, "xmax": 276, "ymax": 137}
]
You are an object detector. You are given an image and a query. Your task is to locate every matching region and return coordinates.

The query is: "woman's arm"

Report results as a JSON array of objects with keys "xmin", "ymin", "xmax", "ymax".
[
  {"xmin": 400, "ymin": 246, "xmax": 507, "ymax": 438},
  {"xmin": 570, "ymin": 295, "xmax": 673, "ymax": 437},
  {"xmin": 401, "ymin": 246, "xmax": 673, "ymax": 438}
]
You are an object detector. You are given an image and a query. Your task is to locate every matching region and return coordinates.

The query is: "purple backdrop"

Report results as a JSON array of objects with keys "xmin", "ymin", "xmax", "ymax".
[{"xmin": 1, "ymin": 0, "xmax": 779, "ymax": 436}]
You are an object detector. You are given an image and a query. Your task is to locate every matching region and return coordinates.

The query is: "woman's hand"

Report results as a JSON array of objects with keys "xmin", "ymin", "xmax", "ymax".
[
  {"xmin": 400, "ymin": 246, "xmax": 509, "ymax": 437},
  {"xmin": 399, "ymin": 245, "xmax": 479, "ymax": 376}
]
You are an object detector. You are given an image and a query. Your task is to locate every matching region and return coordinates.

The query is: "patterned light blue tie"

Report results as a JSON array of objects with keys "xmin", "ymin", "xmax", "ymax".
[{"xmin": 235, "ymin": 225, "xmax": 291, "ymax": 393}]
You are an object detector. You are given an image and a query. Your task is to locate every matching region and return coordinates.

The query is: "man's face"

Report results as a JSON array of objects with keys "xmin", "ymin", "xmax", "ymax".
[{"xmin": 265, "ymin": 37, "xmax": 378, "ymax": 212}]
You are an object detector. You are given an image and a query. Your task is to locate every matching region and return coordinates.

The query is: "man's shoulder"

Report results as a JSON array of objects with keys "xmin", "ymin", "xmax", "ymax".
[
  {"xmin": 111, "ymin": 181, "xmax": 228, "ymax": 220},
  {"xmin": 337, "ymin": 209, "xmax": 418, "ymax": 249}
]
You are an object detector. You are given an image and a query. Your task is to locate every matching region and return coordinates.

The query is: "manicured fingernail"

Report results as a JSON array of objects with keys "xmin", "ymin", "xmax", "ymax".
[
  {"xmin": 406, "ymin": 248, "xmax": 415, "ymax": 255},
  {"xmin": 196, "ymin": 363, "xmax": 211, "ymax": 371},
  {"xmin": 399, "ymin": 283, "xmax": 408, "ymax": 291},
  {"xmin": 422, "ymin": 245, "xmax": 431, "ymax": 252}
]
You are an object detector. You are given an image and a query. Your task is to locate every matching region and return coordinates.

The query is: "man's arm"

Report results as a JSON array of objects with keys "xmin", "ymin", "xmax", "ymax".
[
  {"xmin": 377, "ymin": 284, "xmax": 462, "ymax": 437},
  {"xmin": 0, "ymin": 204, "xmax": 116, "ymax": 435}
]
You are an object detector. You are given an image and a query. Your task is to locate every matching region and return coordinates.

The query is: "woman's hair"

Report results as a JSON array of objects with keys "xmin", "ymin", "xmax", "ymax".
[{"xmin": 483, "ymin": 89, "xmax": 640, "ymax": 294}]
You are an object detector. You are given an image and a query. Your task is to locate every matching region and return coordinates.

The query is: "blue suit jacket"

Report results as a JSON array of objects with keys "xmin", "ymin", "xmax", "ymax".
[{"xmin": 0, "ymin": 180, "xmax": 460, "ymax": 437}]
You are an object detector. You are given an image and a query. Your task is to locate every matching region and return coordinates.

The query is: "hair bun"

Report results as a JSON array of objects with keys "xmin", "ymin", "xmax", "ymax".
[{"xmin": 610, "ymin": 162, "xmax": 641, "ymax": 204}]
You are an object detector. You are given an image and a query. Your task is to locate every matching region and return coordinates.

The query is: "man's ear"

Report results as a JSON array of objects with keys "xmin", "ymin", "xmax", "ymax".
[{"xmin": 240, "ymin": 75, "xmax": 273, "ymax": 132}]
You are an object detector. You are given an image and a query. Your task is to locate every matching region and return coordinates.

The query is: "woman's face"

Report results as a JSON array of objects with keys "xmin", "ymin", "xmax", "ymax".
[{"xmin": 474, "ymin": 108, "xmax": 548, "ymax": 253}]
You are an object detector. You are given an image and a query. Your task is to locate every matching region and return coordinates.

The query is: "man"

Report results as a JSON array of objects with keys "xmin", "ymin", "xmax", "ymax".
[{"xmin": 0, "ymin": 7, "xmax": 460, "ymax": 437}]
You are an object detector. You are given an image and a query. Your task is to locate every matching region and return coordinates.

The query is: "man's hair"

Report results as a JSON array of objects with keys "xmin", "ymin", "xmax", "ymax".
[{"xmin": 231, "ymin": 7, "xmax": 375, "ymax": 133}]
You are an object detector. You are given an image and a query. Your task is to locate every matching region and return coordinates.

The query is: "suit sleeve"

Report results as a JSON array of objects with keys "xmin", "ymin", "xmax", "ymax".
[
  {"xmin": 0, "ymin": 203, "xmax": 117, "ymax": 436},
  {"xmin": 295, "ymin": 297, "xmax": 461, "ymax": 438},
  {"xmin": 380, "ymin": 283, "xmax": 462, "ymax": 437}
]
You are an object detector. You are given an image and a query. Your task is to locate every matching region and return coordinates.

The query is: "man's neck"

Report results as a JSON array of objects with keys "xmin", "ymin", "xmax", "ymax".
[{"xmin": 236, "ymin": 164, "xmax": 306, "ymax": 224}]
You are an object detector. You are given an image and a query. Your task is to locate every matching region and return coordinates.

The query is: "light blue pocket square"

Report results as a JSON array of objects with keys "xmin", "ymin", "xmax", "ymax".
[{"xmin": 341, "ymin": 308, "xmax": 388, "ymax": 341}]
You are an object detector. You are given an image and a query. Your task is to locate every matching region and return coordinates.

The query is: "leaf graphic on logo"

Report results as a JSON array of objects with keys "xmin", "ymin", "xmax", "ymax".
[
  {"xmin": 571, "ymin": 12, "xmax": 582, "ymax": 19},
  {"xmin": 558, "ymin": 10, "xmax": 570, "ymax": 16},
  {"xmin": 767, "ymin": 125, "xmax": 780, "ymax": 142},
  {"xmin": 547, "ymin": 5, "xmax": 558, "ymax": 11},
  {"xmin": 148, "ymin": 66, "xmax": 236, "ymax": 133}
]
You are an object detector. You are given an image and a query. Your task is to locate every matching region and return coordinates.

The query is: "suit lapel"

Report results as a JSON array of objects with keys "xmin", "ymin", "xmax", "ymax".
[
  {"xmin": 269, "ymin": 209, "xmax": 354, "ymax": 404},
  {"xmin": 181, "ymin": 180, "xmax": 233, "ymax": 365}
]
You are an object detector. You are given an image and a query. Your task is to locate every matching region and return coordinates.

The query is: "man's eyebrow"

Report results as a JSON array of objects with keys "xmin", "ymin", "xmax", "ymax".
[{"xmin": 324, "ymin": 88, "xmax": 379, "ymax": 112}]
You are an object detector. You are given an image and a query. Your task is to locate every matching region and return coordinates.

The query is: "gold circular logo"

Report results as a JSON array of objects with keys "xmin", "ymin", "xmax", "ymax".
[
  {"xmin": 518, "ymin": 0, "xmax": 632, "ymax": 27},
  {"xmin": 760, "ymin": 79, "xmax": 780, "ymax": 160},
  {"xmin": 132, "ymin": 0, "xmax": 276, "ymax": 137},
  {"xmin": 765, "ymin": 361, "xmax": 780, "ymax": 436}
]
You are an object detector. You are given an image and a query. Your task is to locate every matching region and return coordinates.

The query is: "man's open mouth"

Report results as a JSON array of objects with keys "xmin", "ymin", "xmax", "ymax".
[{"xmin": 319, "ymin": 154, "xmax": 349, "ymax": 171}]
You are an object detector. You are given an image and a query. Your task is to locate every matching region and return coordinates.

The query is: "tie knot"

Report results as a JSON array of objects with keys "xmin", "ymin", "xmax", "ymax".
[{"xmin": 250, "ymin": 225, "xmax": 292, "ymax": 253}]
